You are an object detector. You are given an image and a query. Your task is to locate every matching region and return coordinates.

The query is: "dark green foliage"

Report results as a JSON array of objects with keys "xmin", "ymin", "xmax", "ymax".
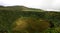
[
  {"xmin": 0, "ymin": 10, "xmax": 46, "ymax": 33},
  {"xmin": 0, "ymin": 6, "xmax": 60, "ymax": 33}
]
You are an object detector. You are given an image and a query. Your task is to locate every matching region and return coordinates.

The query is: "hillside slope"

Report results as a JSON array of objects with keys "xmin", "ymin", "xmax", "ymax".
[
  {"xmin": 0, "ymin": 6, "xmax": 44, "ymax": 12},
  {"xmin": 0, "ymin": 6, "xmax": 60, "ymax": 33}
]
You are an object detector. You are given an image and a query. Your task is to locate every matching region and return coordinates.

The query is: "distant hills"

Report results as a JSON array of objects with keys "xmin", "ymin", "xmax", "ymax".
[
  {"xmin": 0, "ymin": 6, "xmax": 44, "ymax": 12},
  {"xmin": 0, "ymin": 5, "xmax": 60, "ymax": 12}
]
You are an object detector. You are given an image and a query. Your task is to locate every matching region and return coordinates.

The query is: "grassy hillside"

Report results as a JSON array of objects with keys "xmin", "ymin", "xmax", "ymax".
[
  {"xmin": 0, "ymin": 6, "xmax": 60, "ymax": 33},
  {"xmin": 0, "ymin": 6, "xmax": 44, "ymax": 12}
]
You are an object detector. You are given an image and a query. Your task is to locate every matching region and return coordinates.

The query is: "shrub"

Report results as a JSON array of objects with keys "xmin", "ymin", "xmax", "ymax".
[{"xmin": 12, "ymin": 17, "xmax": 50, "ymax": 33}]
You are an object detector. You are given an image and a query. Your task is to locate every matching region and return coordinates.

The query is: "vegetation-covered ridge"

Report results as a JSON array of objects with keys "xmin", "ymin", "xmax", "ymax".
[
  {"xmin": 0, "ymin": 6, "xmax": 60, "ymax": 33},
  {"xmin": 0, "ymin": 6, "xmax": 44, "ymax": 12}
]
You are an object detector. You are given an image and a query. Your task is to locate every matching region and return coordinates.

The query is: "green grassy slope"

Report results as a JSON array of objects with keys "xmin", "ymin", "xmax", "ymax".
[
  {"xmin": 0, "ymin": 6, "xmax": 60, "ymax": 33},
  {"xmin": 0, "ymin": 6, "xmax": 44, "ymax": 12}
]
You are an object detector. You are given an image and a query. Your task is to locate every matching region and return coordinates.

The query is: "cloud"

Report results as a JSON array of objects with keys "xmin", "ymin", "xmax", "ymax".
[
  {"xmin": 0, "ymin": 1, "xmax": 5, "ymax": 5},
  {"xmin": 52, "ymin": 0, "xmax": 60, "ymax": 10},
  {"xmin": 0, "ymin": 0, "xmax": 60, "ymax": 11}
]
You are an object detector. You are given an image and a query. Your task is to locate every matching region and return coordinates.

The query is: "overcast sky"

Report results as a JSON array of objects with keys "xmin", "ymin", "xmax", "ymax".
[{"xmin": 0, "ymin": 0, "xmax": 60, "ymax": 11}]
